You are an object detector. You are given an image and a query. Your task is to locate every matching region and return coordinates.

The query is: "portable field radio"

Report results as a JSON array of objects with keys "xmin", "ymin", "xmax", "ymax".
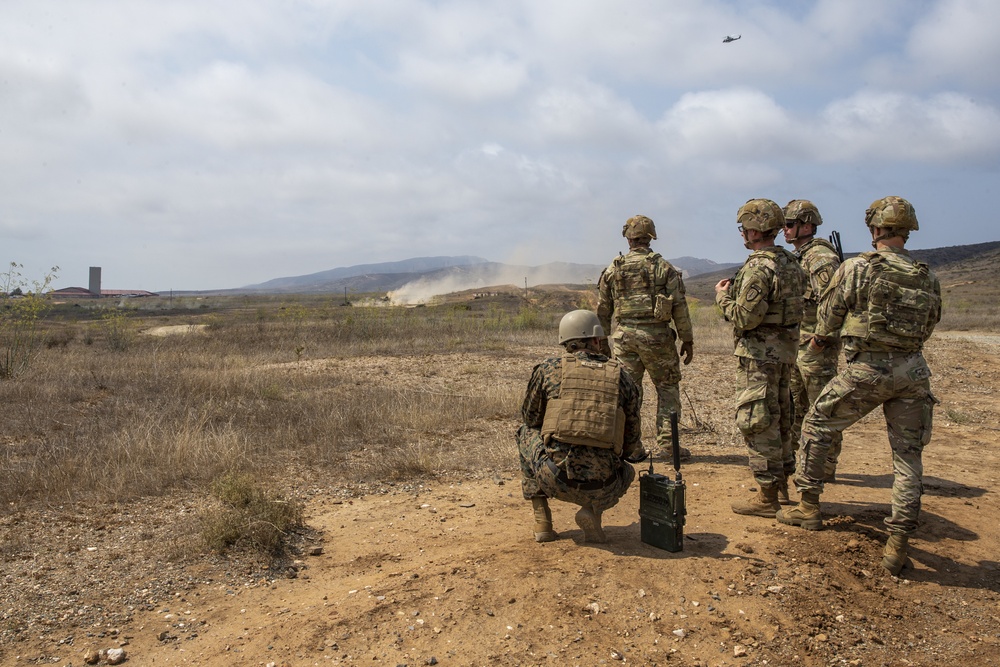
[{"xmin": 638, "ymin": 411, "xmax": 687, "ymax": 552}]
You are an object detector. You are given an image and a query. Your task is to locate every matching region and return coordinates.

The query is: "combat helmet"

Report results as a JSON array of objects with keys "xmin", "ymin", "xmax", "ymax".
[
  {"xmin": 622, "ymin": 215, "xmax": 657, "ymax": 240},
  {"xmin": 737, "ymin": 199, "xmax": 784, "ymax": 233},
  {"xmin": 783, "ymin": 199, "xmax": 823, "ymax": 227},
  {"xmin": 558, "ymin": 310, "xmax": 605, "ymax": 344},
  {"xmin": 865, "ymin": 196, "xmax": 918, "ymax": 232}
]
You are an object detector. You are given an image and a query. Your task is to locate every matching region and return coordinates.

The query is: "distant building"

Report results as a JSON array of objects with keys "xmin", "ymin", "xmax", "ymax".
[
  {"xmin": 50, "ymin": 266, "xmax": 158, "ymax": 298},
  {"xmin": 50, "ymin": 287, "xmax": 158, "ymax": 299}
]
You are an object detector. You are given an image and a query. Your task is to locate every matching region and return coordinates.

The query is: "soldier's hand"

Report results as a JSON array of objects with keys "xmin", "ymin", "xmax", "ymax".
[
  {"xmin": 714, "ymin": 278, "xmax": 731, "ymax": 294},
  {"xmin": 680, "ymin": 341, "xmax": 694, "ymax": 365},
  {"xmin": 808, "ymin": 335, "xmax": 828, "ymax": 352},
  {"xmin": 624, "ymin": 448, "xmax": 649, "ymax": 464}
]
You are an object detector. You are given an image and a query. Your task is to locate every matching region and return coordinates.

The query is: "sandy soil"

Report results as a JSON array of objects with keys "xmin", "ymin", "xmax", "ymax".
[
  {"xmin": 3, "ymin": 332, "xmax": 999, "ymax": 666},
  {"xmin": 143, "ymin": 324, "xmax": 210, "ymax": 337}
]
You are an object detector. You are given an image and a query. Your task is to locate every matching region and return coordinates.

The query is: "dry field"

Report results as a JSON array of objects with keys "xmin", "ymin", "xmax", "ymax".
[{"xmin": 1, "ymin": 291, "xmax": 999, "ymax": 667}]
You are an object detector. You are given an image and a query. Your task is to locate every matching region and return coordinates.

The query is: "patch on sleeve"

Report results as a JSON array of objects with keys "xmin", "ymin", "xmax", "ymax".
[{"xmin": 815, "ymin": 266, "xmax": 832, "ymax": 288}]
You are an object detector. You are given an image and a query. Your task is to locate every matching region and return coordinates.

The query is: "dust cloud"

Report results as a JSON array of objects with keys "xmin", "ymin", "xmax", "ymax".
[{"xmin": 387, "ymin": 263, "xmax": 600, "ymax": 305}]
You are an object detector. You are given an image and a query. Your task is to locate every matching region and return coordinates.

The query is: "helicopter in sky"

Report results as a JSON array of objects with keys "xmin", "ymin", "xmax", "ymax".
[{"xmin": 722, "ymin": 34, "xmax": 741, "ymax": 43}]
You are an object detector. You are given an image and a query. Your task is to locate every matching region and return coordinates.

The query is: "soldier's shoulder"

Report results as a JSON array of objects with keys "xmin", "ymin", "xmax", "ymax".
[
  {"xmin": 745, "ymin": 251, "xmax": 779, "ymax": 273},
  {"xmin": 534, "ymin": 356, "xmax": 562, "ymax": 375},
  {"xmin": 650, "ymin": 253, "xmax": 682, "ymax": 277},
  {"xmin": 603, "ymin": 255, "xmax": 623, "ymax": 272},
  {"xmin": 803, "ymin": 239, "xmax": 839, "ymax": 261},
  {"xmin": 836, "ymin": 254, "xmax": 874, "ymax": 278}
]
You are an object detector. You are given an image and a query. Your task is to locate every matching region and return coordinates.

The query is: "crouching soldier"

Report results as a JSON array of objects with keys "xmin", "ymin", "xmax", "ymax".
[{"xmin": 517, "ymin": 310, "xmax": 645, "ymax": 543}]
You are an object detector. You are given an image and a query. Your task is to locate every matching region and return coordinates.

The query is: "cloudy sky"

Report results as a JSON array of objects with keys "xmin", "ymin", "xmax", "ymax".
[{"xmin": 2, "ymin": 0, "xmax": 998, "ymax": 291}]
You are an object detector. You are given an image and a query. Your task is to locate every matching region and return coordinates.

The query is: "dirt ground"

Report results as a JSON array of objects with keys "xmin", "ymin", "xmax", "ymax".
[{"xmin": 3, "ymin": 332, "xmax": 1000, "ymax": 667}]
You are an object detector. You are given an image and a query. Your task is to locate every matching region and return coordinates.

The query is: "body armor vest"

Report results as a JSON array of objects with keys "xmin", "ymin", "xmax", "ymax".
[
  {"xmin": 841, "ymin": 251, "xmax": 938, "ymax": 349},
  {"xmin": 755, "ymin": 249, "xmax": 805, "ymax": 327},
  {"xmin": 541, "ymin": 354, "xmax": 625, "ymax": 454},
  {"xmin": 611, "ymin": 251, "xmax": 669, "ymax": 323}
]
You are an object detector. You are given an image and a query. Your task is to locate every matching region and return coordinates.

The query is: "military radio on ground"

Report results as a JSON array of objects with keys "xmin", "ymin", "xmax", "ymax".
[{"xmin": 638, "ymin": 411, "xmax": 687, "ymax": 552}]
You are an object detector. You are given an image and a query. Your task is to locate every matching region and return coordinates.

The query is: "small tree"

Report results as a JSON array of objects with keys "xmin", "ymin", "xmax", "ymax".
[
  {"xmin": 0, "ymin": 263, "xmax": 59, "ymax": 379},
  {"xmin": 101, "ymin": 307, "xmax": 137, "ymax": 352}
]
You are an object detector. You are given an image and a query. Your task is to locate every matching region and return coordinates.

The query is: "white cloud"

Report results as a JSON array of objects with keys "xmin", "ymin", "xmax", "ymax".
[
  {"xmin": 1, "ymin": 1, "xmax": 999, "ymax": 289},
  {"xmin": 530, "ymin": 82, "xmax": 649, "ymax": 145},
  {"xmin": 819, "ymin": 91, "xmax": 1000, "ymax": 162},
  {"xmin": 908, "ymin": 0, "xmax": 1000, "ymax": 88},
  {"xmin": 657, "ymin": 88, "xmax": 798, "ymax": 160},
  {"xmin": 396, "ymin": 52, "xmax": 528, "ymax": 102}
]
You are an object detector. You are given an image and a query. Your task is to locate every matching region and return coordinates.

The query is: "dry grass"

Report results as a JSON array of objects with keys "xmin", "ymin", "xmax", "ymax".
[
  {"xmin": 0, "ymin": 280, "xmax": 980, "ymax": 513},
  {"xmin": 200, "ymin": 472, "xmax": 304, "ymax": 555},
  {"xmin": 0, "ymin": 297, "xmax": 549, "ymax": 508}
]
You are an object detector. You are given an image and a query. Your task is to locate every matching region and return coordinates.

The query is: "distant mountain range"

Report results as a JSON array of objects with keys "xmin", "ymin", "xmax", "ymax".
[
  {"xmin": 187, "ymin": 240, "xmax": 1000, "ymax": 301},
  {"xmin": 236, "ymin": 254, "xmax": 743, "ymax": 298}
]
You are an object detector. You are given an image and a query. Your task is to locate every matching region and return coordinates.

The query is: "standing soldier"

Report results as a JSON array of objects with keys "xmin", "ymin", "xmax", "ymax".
[
  {"xmin": 778, "ymin": 196, "xmax": 941, "ymax": 576},
  {"xmin": 715, "ymin": 199, "xmax": 805, "ymax": 517},
  {"xmin": 782, "ymin": 200, "xmax": 842, "ymax": 497},
  {"xmin": 597, "ymin": 215, "xmax": 694, "ymax": 460},
  {"xmin": 517, "ymin": 310, "xmax": 646, "ymax": 544}
]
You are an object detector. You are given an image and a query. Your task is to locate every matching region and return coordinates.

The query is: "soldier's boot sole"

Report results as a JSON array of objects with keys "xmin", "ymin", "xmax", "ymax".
[
  {"xmin": 655, "ymin": 447, "xmax": 691, "ymax": 462},
  {"xmin": 534, "ymin": 530, "xmax": 558, "ymax": 543},
  {"xmin": 776, "ymin": 504, "xmax": 823, "ymax": 530},
  {"xmin": 731, "ymin": 487, "xmax": 781, "ymax": 518},
  {"xmin": 575, "ymin": 506, "xmax": 607, "ymax": 543},
  {"xmin": 531, "ymin": 497, "xmax": 558, "ymax": 543},
  {"xmin": 730, "ymin": 501, "xmax": 779, "ymax": 518}
]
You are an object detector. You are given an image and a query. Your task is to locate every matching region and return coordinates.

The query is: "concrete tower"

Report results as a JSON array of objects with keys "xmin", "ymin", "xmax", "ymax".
[{"xmin": 89, "ymin": 267, "xmax": 102, "ymax": 296}]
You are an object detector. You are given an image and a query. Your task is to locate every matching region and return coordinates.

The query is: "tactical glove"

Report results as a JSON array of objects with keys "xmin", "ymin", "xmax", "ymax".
[
  {"xmin": 624, "ymin": 448, "xmax": 649, "ymax": 464},
  {"xmin": 680, "ymin": 341, "xmax": 694, "ymax": 365}
]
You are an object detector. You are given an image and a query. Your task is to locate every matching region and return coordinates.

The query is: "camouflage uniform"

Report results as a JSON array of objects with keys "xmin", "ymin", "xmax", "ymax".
[
  {"xmin": 795, "ymin": 247, "xmax": 941, "ymax": 534},
  {"xmin": 597, "ymin": 247, "xmax": 693, "ymax": 451},
  {"xmin": 789, "ymin": 238, "xmax": 842, "ymax": 477},
  {"xmin": 716, "ymin": 246, "xmax": 805, "ymax": 489},
  {"xmin": 518, "ymin": 349, "xmax": 642, "ymax": 512}
]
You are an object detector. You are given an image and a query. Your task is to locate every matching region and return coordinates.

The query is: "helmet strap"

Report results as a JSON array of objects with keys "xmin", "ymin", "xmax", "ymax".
[{"xmin": 785, "ymin": 222, "xmax": 814, "ymax": 244}]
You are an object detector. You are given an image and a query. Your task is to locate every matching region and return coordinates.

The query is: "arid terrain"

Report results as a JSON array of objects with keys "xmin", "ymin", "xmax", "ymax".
[{"xmin": 2, "ymin": 324, "xmax": 999, "ymax": 667}]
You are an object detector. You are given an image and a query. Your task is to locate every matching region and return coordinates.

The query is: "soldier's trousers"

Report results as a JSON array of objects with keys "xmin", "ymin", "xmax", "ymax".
[
  {"xmin": 794, "ymin": 351, "xmax": 937, "ymax": 535},
  {"xmin": 789, "ymin": 342, "xmax": 840, "ymax": 476},
  {"xmin": 735, "ymin": 357, "xmax": 793, "ymax": 489},
  {"xmin": 517, "ymin": 425, "xmax": 635, "ymax": 513},
  {"xmin": 611, "ymin": 323, "xmax": 681, "ymax": 450}
]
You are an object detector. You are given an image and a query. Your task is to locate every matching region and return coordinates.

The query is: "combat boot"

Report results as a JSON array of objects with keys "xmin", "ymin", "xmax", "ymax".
[
  {"xmin": 531, "ymin": 497, "xmax": 557, "ymax": 543},
  {"xmin": 776, "ymin": 478, "xmax": 794, "ymax": 505},
  {"xmin": 776, "ymin": 491, "xmax": 822, "ymax": 530},
  {"xmin": 881, "ymin": 534, "xmax": 910, "ymax": 576},
  {"xmin": 731, "ymin": 485, "xmax": 780, "ymax": 518},
  {"xmin": 656, "ymin": 446, "xmax": 691, "ymax": 461},
  {"xmin": 575, "ymin": 503, "xmax": 607, "ymax": 543}
]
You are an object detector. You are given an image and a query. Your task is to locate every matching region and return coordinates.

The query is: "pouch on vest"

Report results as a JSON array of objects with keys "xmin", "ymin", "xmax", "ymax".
[{"xmin": 654, "ymin": 293, "xmax": 674, "ymax": 323}]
